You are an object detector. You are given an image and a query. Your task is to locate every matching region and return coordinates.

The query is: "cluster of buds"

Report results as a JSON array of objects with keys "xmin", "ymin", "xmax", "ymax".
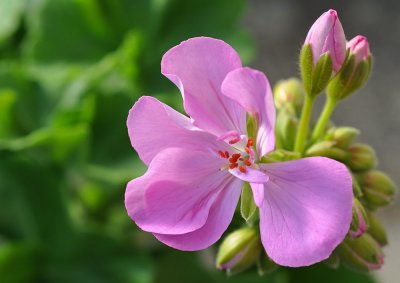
[{"xmin": 216, "ymin": 9, "xmax": 396, "ymax": 275}]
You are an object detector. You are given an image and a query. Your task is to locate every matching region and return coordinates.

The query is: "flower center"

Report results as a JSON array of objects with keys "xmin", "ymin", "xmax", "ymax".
[{"xmin": 217, "ymin": 133, "xmax": 255, "ymax": 173}]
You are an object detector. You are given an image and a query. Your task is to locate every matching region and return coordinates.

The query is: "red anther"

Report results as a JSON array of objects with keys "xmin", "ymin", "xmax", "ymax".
[
  {"xmin": 229, "ymin": 137, "xmax": 240, "ymax": 144},
  {"xmin": 243, "ymin": 159, "xmax": 252, "ymax": 166},
  {"xmin": 229, "ymin": 163, "xmax": 238, "ymax": 169},
  {"xmin": 239, "ymin": 166, "xmax": 246, "ymax": 173},
  {"xmin": 218, "ymin": 150, "xmax": 226, "ymax": 158},
  {"xmin": 245, "ymin": 147, "xmax": 250, "ymax": 154},
  {"xmin": 239, "ymin": 158, "xmax": 243, "ymax": 161},
  {"xmin": 224, "ymin": 151, "xmax": 230, "ymax": 158},
  {"xmin": 232, "ymin": 153, "xmax": 241, "ymax": 159},
  {"xmin": 229, "ymin": 157, "xmax": 235, "ymax": 163},
  {"xmin": 247, "ymin": 137, "xmax": 253, "ymax": 147}
]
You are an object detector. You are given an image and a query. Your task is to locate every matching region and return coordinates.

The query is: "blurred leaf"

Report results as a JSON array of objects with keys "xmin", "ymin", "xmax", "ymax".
[
  {"xmin": 0, "ymin": 242, "xmax": 37, "ymax": 283},
  {"xmin": 0, "ymin": 0, "xmax": 25, "ymax": 46}
]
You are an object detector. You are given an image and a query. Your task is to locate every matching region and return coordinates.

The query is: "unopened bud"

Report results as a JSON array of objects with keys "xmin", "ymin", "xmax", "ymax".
[
  {"xmin": 324, "ymin": 127, "xmax": 360, "ymax": 149},
  {"xmin": 305, "ymin": 141, "xmax": 349, "ymax": 162},
  {"xmin": 262, "ymin": 149, "xmax": 300, "ymax": 163},
  {"xmin": 367, "ymin": 212, "xmax": 388, "ymax": 246},
  {"xmin": 347, "ymin": 143, "xmax": 377, "ymax": 172},
  {"xmin": 216, "ymin": 228, "xmax": 262, "ymax": 275},
  {"xmin": 275, "ymin": 107, "xmax": 299, "ymax": 151},
  {"xmin": 301, "ymin": 10, "xmax": 346, "ymax": 96},
  {"xmin": 327, "ymin": 36, "xmax": 372, "ymax": 101},
  {"xmin": 338, "ymin": 234, "xmax": 384, "ymax": 271},
  {"xmin": 360, "ymin": 170, "xmax": 396, "ymax": 208},
  {"xmin": 349, "ymin": 198, "xmax": 369, "ymax": 238},
  {"xmin": 274, "ymin": 78, "xmax": 305, "ymax": 114}
]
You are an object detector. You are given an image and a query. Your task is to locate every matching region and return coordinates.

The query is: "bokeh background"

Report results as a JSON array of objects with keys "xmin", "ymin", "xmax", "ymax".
[{"xmin": 0, "ymin": 0, "xmax": 398, "ymax": 283}]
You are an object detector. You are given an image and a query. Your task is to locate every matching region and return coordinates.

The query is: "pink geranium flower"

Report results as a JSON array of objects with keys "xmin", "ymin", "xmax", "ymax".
[{"xmin": 125, "ymin": 37, "xmax": 353, "ymax": 267}]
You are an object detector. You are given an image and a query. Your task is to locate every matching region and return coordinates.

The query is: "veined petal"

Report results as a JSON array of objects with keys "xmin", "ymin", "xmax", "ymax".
[
  {"xmin": 154, "ymin": 177, "xmax": 243, "ymax": 251},
  {"xmin": 221, "ymin": 67, "xmax": 276, "ymax": 157},
  {"xmin": 125, "ymin": 148, "xmax": 233, "ymax": 235},
  {"xmin": 161, "ymin": 37, "xmax": 246, "ymax": 137},
  {"xmin": 258, "ymin": 157, "xmax": 353, "ymax": 267},
  {"xmin": 127, "ymin": 96, "xmax": 229, "ymax": 165}
]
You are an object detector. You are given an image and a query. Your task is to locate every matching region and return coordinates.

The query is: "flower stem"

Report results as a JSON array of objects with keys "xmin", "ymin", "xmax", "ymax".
[
  {"xmin": 294, "ymin": 95, "xmax": 315, "ymax": 154},
  {"xmin": 311, "ymin": 96, "xmax": 338, "ymax": 143}
]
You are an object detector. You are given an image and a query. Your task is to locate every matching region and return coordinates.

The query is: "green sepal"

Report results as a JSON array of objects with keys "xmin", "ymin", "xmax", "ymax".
[
  {"xmin": 240, "ymin": 183, "xmax": 258, "ymax": 224},
  {"xmin": 327, "ymin": 55, "xmax": 372, "ymax": 101},
  {"xmin": 367, "ymin": 212, "xmax": 388, "ymax": 246},
  {"xmin": 299, "ymin": 44, "xmax": 313, "ymax": 95},
  {"xmin": 310, "ymin": 52, "xmax": 333, "ymax": 96},
  {"xmin": 337, "ymin": 234, "xmax": 383, "ymax": 272},
  {"xmin": 261, "ymin": 149, "xmax": 300, "ymax": 163}
]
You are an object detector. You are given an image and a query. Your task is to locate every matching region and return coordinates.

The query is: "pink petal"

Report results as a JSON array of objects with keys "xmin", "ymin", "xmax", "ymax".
[
  {"xmin": 258, "ymin": 157, "xmax": 353, "ymax": 267},
  {"xmin": 125, "ymin": 147, "xmax": 234, "ymax": 235},
  {"xmin": 127, "ymin": 96, "xmax": 229, "ymax": 165},
  {"xmin": 154, "ymin": 177, "xmax": 243, "ymax": 251},
  {"xmin": 229, "ymin": 167, "xmax": 269, "ymax": 184},
  {"xmin": 161, "ymin": 37, "xmax": 246, "ymax": 137},
  {"xmin": 250, "ymin": 183, "xmax": 265, "ymax": 207},
  {"xmin": 221, "ymin": 67, "xmax": 276, "ymax": 157}
]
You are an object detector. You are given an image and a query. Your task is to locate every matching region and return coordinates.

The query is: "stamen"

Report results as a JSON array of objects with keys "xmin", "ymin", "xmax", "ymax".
[
  {"xmin": 229, "ymin": 163, "xmax": 238, "ymax": 169},
  {"xmin": 224, "ymin": 151, "xmax": 230, "ymax": 158},
  {"xmin": 247, "ymin": 137, "xmax": 253, "ymax": 147},
  {"xmin": 218, "ymin": 150, "xmax": 226, "ymax": 158},
  {"xmin": 239, "ymin": 166, "xmax": 246, "ymax": 173},
  {"xmin": 229, "ymin": 137, "xmax": 240, "ymax": 144},
  {"xmin": 243, "ymin": 159, "xmax": 252, "ymax": 166},
  {"xmin": 245, "ymin": 147, "xmax": 250, "ymax": 154}
]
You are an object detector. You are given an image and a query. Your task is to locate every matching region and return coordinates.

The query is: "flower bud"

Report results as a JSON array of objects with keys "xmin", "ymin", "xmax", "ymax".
[
  {"xmin": 367, "ymin": 212, "xmax": 388, "ymax": 246},
  {"xmin": 304, "ymin": 10, "xmax": 346, "ymax": 73},
  {"xmin": 338, "ymin": 234, "xmax": 384, "ymax": 271},
  {"xmin": 360, "ymin": 170, "xmax": 396, "ymax": 208},
  {"xmin": 347, "ymin": 143, "xmax": 377, "ymax": 172},
  {"xmin": 305, "ymin": 141, "xmax": 349, "ymax": 162},
  {"xmin": 349, "ymin": 198, "xmax": 369, "ymax": 238},
  {"xmin": 262, "ymin": 149, "xmax": 300, "ymax": 163},
  {"xmin": 275, "ymin": 107, "xmax": 299, "ymax": 151},
  {"xmin": 216, "ymin": 228, "xmax": 262, "ymax": 275},
  {"xmin": 273, "ymin": 78, "xmax": 305, "ymax": 114},
  {"xmin": 348, "ymin": 35, "xmax": 371, "ymax": 64},
  {"xmin": 352, "ymin": 174, "xmax": 363, "ymax": 198},
  {"xmin": 327, "ymin": 36, "xmax": 372, "ymax": 101},
  {"xmin": 324, "ymin": 127, "xmax": 360, "ymax": 149}
]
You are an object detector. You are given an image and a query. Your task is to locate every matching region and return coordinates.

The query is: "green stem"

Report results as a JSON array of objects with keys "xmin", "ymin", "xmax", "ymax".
[
  {"xmin": 311, "ymin": 96, "xmax": 338, "ymax": 142},
  {"xmin": 294, "ymin": 95, "xmax": 315, "ymax": 154}
]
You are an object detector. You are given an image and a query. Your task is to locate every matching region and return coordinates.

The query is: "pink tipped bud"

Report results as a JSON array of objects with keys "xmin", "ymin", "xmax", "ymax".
[
  {"xmin": 304, "ymin": 9, "xmax": 346, "ymax": 73},
  {"xmin": 347, "ymin": 35, "xmax": 371, "ymax": 64}
]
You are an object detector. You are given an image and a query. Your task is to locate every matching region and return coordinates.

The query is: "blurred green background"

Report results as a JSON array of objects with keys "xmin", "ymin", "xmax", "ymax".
[{"xmin": 0, "ymin": 0, "xmax": 396, "ymax": 282}]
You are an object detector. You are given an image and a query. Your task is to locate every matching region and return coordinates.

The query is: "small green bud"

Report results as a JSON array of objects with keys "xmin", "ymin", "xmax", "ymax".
[
  {"xmin": 216, "ymin": 228, "xmax": 262, "ymax": 275},
  {"xmin": 338, "ymin": 234, "xmax": 384, "ymax": 271},
  {"xmin": 275, "ymin": 107, "xmax": 299, "ymax": 151},
  {"xmin": 349, "ymin": 198, "xmax": 369, "ymax": 238},
  {"xmin": 273, "ymin": 78, "xmax": 305, "ymax": 114},
  {"xmin": 324, "ymin": 127, "xmax": 360, "ymax": 149},
  {"xmin": 347, "ymin": 143, "xmax": 377, "ymax": 172},
  {"xmin": 305, "ymin": 141, "xmax": 349, "ymax": 162},
  {"xmin": 360, "ymin": 170, "xmax": 396, "ymax": 208},
  {"xmin": 261, "ymin": 149, "xmax": 301, "ymax": 163},
  {"xmin": 367, "ymin": 212, "xmax": 388, "ymax": 246}
]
